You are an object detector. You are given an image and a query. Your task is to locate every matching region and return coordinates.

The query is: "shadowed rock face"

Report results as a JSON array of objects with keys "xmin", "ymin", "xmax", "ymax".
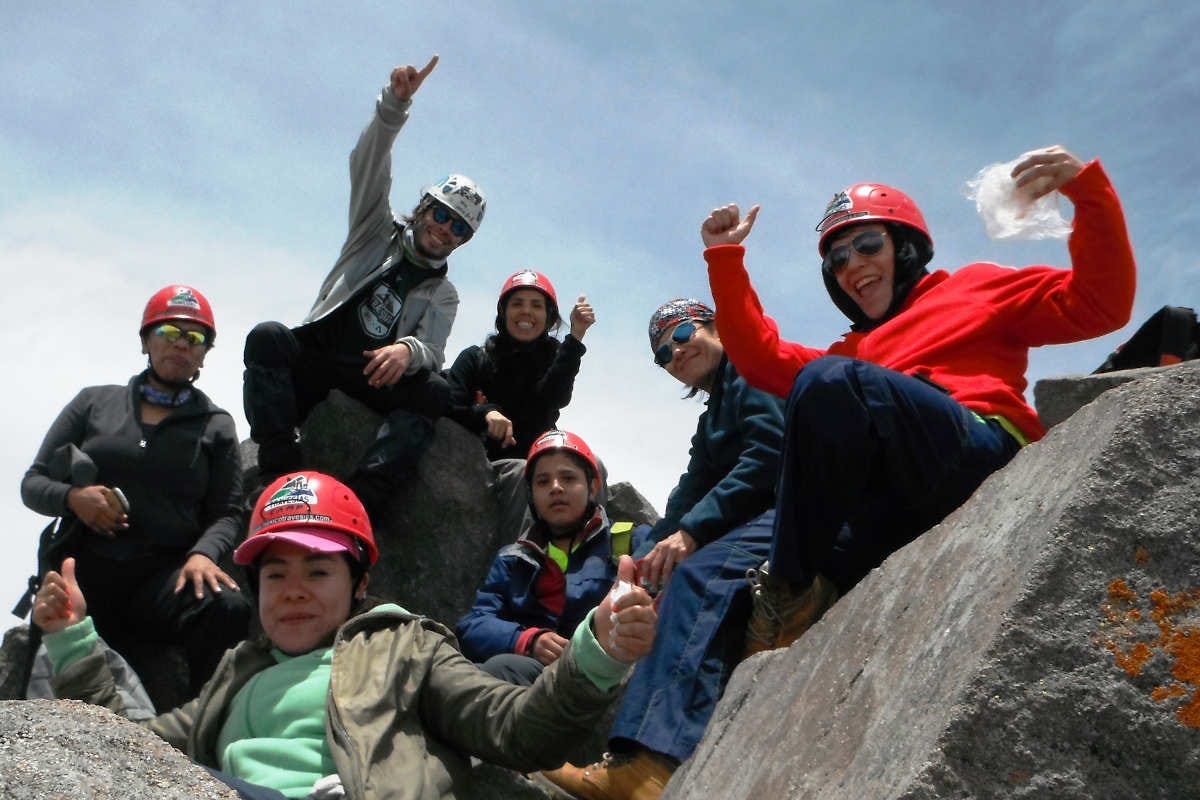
[{"xmin": 667, "ymin": 361, "xmax": 1200, "ymax": 799}]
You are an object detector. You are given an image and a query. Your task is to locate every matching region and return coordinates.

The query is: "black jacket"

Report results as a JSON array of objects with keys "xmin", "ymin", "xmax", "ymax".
[
  {"xmin": 444, "ymin": 333, "xmax": 586, "ymax": 460},
  {"xmin": 21, "ymin": 372, "xmax": 243, "ymax": 562}
]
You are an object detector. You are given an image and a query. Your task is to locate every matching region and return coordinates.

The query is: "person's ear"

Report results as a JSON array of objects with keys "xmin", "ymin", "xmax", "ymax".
[
  {"xmin": 355, "ymin": 572, "xmax": 370, "ymax": 600},
  {"xmin": 141, "ymin": 334, "xmax": 150, "ymax": 355},
  {"xmin": 589, "ymin": 475, "xmax": 602, "ymax": 502}
]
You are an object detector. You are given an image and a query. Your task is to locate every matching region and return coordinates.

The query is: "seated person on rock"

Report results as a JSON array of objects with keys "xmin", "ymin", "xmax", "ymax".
[
  {"xmin": 455, "ymin": 429, "xmax": 649, "ymax": 687},
  {"xmin": 444, "ymin": 270, "xmax": 597, "ymax": 536},
  {"xmin": 242, "ymin": 55, "xmax": 484, "ymax": 517},
  {"xmin": 32, "ymin": 471, "xmax": 657, "ymax": 800},
  {"xmin": 20, "ymin": 284, "xmax": 251, "ymax": 705},
  {"xmin": 538, "ymin": 299, "xmax": 786, "ymax": 800},
  {"xmin": 700, "ymin": 145, "xmax": 1136, "ymax": 658}
]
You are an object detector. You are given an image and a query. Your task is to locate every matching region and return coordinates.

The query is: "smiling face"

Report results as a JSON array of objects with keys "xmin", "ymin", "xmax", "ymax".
[
  {"xmin": 828, "ymin": 222, "xmax": 896, "ymax": 321},
  {"xmin": 657, "ymin": 321, "xmax": 724, "ymax": 391},
  {"xmin": 504, "ymin": 289, "xmax": 549, "ymax": 342},
  {"xmin": 530, "ymin": 451, "xmax": 597, "ymax": 536},
  {"xmin": 141, "ymin": 320, "xmax": 209, "ymax": 387},
  {"xmin": 411, "ymin": 201, "xmax": 470, "ymax": 260},
  {"xmin": 257, "ymin": 541, "xmax": 366, "ymax": 655}
]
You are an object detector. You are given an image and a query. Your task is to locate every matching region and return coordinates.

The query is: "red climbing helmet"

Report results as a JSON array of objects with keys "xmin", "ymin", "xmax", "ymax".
[
  {"xmin": 524, "ymin": 429, "xmax": 600, "ymax": 482},
  {"xmin": 815, "ymin": 183, "xmax": 932, "ymax": 257},
  {"xmin": 235, "ymin": 472, "xmax": 378, "ymax": 567},
  {"xmin": 498, "ymin": 269, "xmax": 559, "ymax": 310},
  {"xmin": 141, "ymin": 285, "xmax": 217, "ymax": 343}
]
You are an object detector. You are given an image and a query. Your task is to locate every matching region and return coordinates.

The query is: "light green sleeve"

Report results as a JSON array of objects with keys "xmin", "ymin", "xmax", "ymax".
[
  {"xmin": 42, "ymin": 616, "xmax": 99, "ymax": 673},
  {"xmin": 569, "ymin": 608, "xmax": 631, "ymax": 692}
]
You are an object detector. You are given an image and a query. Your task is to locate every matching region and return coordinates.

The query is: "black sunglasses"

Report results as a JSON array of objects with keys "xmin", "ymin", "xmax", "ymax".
[
  {"xmin": 821, "ymin": 229, "xmax": 888, "ymax": 274},
  {"xmin": 430, "ymin": 204, "xmax": 472, "ymax": 238},
  {"xmin": 654, "ymin": 321, "xmax": 698, "ymax": 366}
]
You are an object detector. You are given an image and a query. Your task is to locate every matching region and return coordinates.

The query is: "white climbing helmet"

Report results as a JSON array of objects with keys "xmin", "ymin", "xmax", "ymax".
[{"xmin": 422, "ymin": 174, "xmax": 486, "ymax": 232}]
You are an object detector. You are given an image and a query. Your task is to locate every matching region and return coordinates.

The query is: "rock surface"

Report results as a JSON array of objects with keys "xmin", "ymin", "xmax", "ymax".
[
  {"xmin": 0, "ymin": 700, "xmax": 238, "ymax": 799},
  {"xmin": 667, "ymin": 361, "xmax": 1200, "ymax": 799},
  {"xmin": 1033, "ymin": 364, "xmax": 1175, "ymax": 429}
]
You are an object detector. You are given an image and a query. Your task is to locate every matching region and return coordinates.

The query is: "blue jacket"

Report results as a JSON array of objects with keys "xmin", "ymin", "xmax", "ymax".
[
  {"xmin": 651, "ymin": 356, "xmax": 785, "ymax": 546},
  {"xmin": 456, "ymin": 509, "xmax": 652, "ymax": 663}
]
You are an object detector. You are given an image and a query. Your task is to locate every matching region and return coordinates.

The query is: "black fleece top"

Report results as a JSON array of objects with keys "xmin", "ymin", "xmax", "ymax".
[
  {"xmin": 21, "ymin": 372, "xmax": 243, "ymax": 563},
  {"xmin": 444, "ymin": 333, "xmax": 586, "ymax": 460}
]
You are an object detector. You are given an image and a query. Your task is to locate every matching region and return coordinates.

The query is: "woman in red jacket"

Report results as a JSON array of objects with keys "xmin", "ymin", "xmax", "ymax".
[{"xmin": 701, "ymin": 146, "xmax": 1136, "ymax": 656}]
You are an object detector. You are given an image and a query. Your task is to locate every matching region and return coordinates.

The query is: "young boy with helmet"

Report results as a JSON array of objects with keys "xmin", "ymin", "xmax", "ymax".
[
  {"xmin": 700, "ymin": 145, "xmax": 1136, "ymax": 655},
  {"xmin": 32, "ymin": 470, "xmax": 658, "ymax": 800},
  {"xmin": 242, "ymin": 54, "xmax": 487, "ymax": 513},
  {"xmin": 456, "ymin": 429, "xmax": 649, "ymax": 686},
  {"xmin": 21, "ymin": 284, "xmax": 251, "ymax": 704}
]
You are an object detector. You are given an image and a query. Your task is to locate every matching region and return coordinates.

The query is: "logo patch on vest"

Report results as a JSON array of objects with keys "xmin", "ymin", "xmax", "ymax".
[{"xmin": 358, "ymin": 283, "xmax": 403, "ymax": 339}]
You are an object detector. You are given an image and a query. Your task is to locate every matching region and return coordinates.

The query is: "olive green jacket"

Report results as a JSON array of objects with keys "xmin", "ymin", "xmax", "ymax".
[{"xmin": 52, "ymin": 604, "xmax": 623, "ymax": 799}]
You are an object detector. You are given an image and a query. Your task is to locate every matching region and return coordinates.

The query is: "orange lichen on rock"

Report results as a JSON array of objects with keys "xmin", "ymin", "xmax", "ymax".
[
  {"xmin": 1151, "ymin": 684, "xmax": 1187, "ymax": 702},
  {"xmin": 1134, "ymin": 547, "xmax": 1149, "ymax": 564},
  {"xmin": 1108, "ymin": 578, "xmax": 1137, "ymax": 602},
  {"xmin": 1100, "ymin": 576, "xmax": 1200, "ymax": 727},
  {"xmin": 1108, "ymin": 640, "xmax": 1153, "ymax": 677}
]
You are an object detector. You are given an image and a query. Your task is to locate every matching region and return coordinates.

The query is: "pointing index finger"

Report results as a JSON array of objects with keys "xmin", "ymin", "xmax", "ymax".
[{"xmin": 417, "ymin": 54, "xmax": 439, "ymax": 80}]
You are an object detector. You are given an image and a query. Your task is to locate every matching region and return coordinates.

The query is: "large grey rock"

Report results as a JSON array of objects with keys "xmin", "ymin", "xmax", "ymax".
[
  {"xmin": 668, "ymin": 360, "xmax": 1200, "ymax": 799},
  {"xmin": 1033, "ymin": 364, "xmax": 1177, "ymax": 429},
  {"xmin": 0, "ymin": 700, "xmax": 237, "ymax": 799}
]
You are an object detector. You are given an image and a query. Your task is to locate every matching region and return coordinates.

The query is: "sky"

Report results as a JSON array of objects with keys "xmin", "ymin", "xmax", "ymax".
[{"xmin": 3, "ymin": 2, "xmax": 1199, "ymax": 635}]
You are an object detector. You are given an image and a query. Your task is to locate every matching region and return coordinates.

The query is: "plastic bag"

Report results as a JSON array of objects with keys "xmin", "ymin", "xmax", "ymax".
[{"xmin": 963, "ymin": 154, "xmax": 1072, "ymax": 241}]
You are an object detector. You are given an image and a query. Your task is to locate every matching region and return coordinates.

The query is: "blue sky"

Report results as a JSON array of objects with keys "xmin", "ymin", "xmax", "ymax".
[{"xmin": 4, "ymin": 2, "xmax": 1198, "ymax": 633}]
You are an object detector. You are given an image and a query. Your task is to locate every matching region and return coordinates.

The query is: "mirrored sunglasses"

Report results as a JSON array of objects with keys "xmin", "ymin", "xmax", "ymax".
[
  {"xmin": 654, "ymin": 321, "xmax": 698, "ymax": 367},
  {"xmin": 821, "ymin": 229, "xmax": 888, "ymax": 274},
  {"xmin": 154, "ymin": 324, "xmax": 207, "ymax": 347},
  {"xmin": 430, "ymin": 204, "xmax": 472, "ymax": 238}
]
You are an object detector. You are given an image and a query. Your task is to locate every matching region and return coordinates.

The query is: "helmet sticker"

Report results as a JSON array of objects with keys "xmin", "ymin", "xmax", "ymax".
[
  {"xmin": 165, "ymin": 287, "xmax": 202, "ymax": 310},
  {"xmin": 513, "ymin": 270, "xmax": 539, "ymax": 286},
  {"xmin": 262, "ymin": 475, "xmax": 318, "ymax": 516},
  {"xmin": 817, "ymin": 190, "xmax": 862, "ymax": 233}
]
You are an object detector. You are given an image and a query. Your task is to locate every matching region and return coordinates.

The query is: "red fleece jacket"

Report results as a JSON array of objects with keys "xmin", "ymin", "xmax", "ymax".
[{"xmin": 705, "ymin": 160, "xmax": 1135, "ymax": 443}]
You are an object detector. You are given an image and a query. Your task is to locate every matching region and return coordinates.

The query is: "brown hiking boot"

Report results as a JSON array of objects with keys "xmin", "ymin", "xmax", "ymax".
[
  {"xmin": 531, "ymin": 751, "xmax": 674, "ymax": 800},
  {"xmin": 742, "ymin": 562, "xmax": 839, "ymax": 659}
]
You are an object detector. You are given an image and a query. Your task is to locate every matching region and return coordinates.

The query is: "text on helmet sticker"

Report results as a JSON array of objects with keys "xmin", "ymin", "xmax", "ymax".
[{"xmin": 257, "ymin": 475, "xmax": 331, "ymax": 532}]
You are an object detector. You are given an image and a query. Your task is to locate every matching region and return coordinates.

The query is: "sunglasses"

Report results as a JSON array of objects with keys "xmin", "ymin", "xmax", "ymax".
[
  {"xmin": 430, "ymin": 204, "xmax": 472, "ymax": 238},
  {"xmin": 654, "ymin": 321, "xmax": 698, "ymax": 366},
  {"xmin": 154, "ymin": 324, "xmax": 207, "ymax": 347},
  {"xmin": 821, "ymin": 229, "xmax": 888, "ymax": 274}
]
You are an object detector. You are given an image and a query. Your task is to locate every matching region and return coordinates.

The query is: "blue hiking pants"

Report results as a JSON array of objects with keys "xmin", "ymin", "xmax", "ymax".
[
  {"xmin": 609, "ymin": 511, "xmax": 773, "ymax": 763},
  {"xmin": 770, "ymin": 356, "xmax": 1022, "ymax": 591}
]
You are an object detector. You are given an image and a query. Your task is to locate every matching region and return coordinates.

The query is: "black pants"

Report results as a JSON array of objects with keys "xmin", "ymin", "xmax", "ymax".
[
  {"xmin": 73, "ymin": 549, "xmax": 252, "ymax": 699},
  {"xmin": 243, "ymin": 321, "xmax": 449, "ymax": 476}
]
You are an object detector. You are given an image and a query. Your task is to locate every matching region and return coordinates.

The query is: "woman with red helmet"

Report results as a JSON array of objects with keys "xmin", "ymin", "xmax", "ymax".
[
  {"xmin": 456, "ymin": 429, "xmax": 652, "ymax": 686},
  {"xmin": 32, "ymin": 470, "xmax": 658, "ymax": 800},
  {"xmin": 701, "ymin": 145, "xmax": 1135, "ymax": 656},
  {"xmin": 20, "ymin": 285, "xmax": 251, "ymax": 707},
  {"xmin": 445, "ymin": 269, "xmax": 596, "ymax": 460},
  {"xmin": 444, "ymin": 269, "xmax": 597, "ymax": 535}
]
